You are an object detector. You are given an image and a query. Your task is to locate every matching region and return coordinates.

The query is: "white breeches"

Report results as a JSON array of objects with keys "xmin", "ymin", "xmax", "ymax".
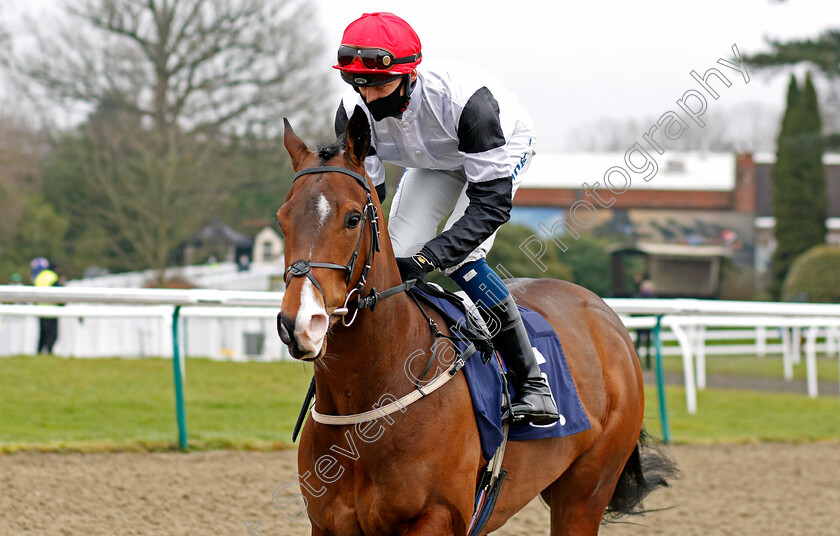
[{"xmin": 388, "ymin": 136, "xmax": 535, "ymax": 275}]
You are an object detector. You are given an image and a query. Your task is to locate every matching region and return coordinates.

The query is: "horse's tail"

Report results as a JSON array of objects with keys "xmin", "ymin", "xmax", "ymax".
[{"xmin": 603, "ymin": 428, "xmax": 679, "ymax": 522}]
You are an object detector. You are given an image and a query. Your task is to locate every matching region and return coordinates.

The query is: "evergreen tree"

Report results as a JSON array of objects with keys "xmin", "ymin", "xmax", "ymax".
[
  {"xmin": 744, "ymin": 30, "xmax": 840, "ymax": 78},
  {"xmin": 770, "ymin": 75, "xmax": 800, "ymax": 298},
  {"xmin": 800, "ymin": 73, "xmax": 828, "ymax": 249},
  {"xmin": 770, "ymin": 73, "xmax": 827, "ymax": 298},
  {"xmin": 742, "ymin": 30, "xmax": 840, "ymax": 149}
]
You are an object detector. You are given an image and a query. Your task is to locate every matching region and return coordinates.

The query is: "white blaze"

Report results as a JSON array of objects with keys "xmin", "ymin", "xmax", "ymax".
[
  {"xmin": 316, "ymin": 194, "xmax": 331, "ymax": 227},
  {"xmin": 294, "ymin": 278, "xmax": 328, "ymax": 357}
]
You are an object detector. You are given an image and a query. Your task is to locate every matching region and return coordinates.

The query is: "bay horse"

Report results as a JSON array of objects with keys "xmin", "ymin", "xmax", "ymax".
[{"xmin": 276, "ymin": 107, "xmax": 675, "ymax": 535}]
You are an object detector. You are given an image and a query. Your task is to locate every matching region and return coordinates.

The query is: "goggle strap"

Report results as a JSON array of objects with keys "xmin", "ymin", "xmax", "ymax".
[
  {"xmin": 338, "ymin": 46, "xmax": 421, "ymax": 68},
  {"xmin": 391, "ymin": 52, "xmax": 421, "ymax": 65}
]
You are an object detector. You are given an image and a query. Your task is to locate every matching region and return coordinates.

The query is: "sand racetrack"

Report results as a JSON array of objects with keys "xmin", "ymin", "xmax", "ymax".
[{"xmin": 1, "ymin": 443, "xmax": 838, "ymax": 535}]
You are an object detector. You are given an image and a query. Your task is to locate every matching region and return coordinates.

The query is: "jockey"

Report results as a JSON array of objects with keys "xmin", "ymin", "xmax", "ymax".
[{"xmin": 333, "ymin": 12, "xmax": 559, "ymax": 425}]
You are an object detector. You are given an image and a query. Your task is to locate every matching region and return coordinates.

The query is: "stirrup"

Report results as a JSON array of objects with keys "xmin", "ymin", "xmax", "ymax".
[{"xmin": 501, "ymin": 406, "xmax": 524, "ymax": 423}]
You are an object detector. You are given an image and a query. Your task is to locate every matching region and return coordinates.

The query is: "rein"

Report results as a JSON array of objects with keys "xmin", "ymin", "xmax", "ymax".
[{"xmin": 285, "ymin": 165, "xmax": 411, "ymax": 326}]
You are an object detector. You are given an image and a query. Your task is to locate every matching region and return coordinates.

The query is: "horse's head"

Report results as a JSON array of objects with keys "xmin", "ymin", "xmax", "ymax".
[{"xmin": 276, "ymin": 106, "xmax": 391, "ymax": 361}]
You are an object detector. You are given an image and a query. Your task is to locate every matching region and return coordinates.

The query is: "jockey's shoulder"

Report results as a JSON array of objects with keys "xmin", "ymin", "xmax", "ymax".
[{"xmin": 418, "ymin": 60, "xmax": 508, "ymax": 97}]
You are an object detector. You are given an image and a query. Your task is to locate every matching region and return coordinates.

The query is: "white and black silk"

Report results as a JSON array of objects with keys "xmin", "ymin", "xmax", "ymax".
[{"xmin": 335, "ymin": 60, "xmax": 536, "ymax": 269}]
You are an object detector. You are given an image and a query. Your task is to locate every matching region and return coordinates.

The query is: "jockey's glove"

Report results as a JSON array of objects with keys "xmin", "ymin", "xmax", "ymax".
[{"xmin": 395, "ymin": 252, "xmax": 436, "ymax": 282}]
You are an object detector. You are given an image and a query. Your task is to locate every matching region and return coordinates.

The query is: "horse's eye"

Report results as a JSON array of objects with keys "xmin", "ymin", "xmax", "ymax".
[{"xmin": 346, "ymin": 213, "xmax": 362, "ymax": 229}]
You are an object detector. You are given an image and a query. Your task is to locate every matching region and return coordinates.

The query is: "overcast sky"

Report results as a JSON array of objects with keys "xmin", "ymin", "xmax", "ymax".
[
  {"xmin": 317, "ymin": 1, "xmax": 840, "ymax": 149},
  {"xmin": 3, "ymin": 1, "xmax": 838, "ymax": 149}
]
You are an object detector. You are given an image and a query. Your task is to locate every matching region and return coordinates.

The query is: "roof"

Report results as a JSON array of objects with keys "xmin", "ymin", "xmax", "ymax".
[
  {"xmin": 523, "ymin": 152, "xmax": 735, "ymax": 191},
  {"xmin": 254, "ymin": 226, "xmax": 282, "ymax": 240},
  {"xmin": 608, "ymin": 242, "xmax": 732, "ymax": 258},
  {"xmin": 188, "ymin": 222, "xmax": 254, "ymax": 248}
]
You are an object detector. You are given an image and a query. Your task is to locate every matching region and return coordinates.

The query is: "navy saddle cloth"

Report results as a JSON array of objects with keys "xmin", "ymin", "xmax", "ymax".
[{"xmin": 412, "ymin": 288, "xmax": 591, "ymax": 460}]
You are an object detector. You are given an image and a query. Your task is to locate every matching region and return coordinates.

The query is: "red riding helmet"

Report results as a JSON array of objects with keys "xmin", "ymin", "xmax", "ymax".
[{"xmin": 333, "ymin": 12, "xmax": 422, "ymax": 76}]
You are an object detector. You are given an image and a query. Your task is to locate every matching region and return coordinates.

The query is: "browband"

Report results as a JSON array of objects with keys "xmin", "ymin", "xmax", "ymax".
[{"xmin": 294, "ymin": 166, "xmax": 371, "ymax": 193}]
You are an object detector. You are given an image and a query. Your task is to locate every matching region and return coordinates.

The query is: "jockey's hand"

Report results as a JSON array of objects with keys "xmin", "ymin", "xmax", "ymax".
[{"xmin": 395, "ymin": 253, "xmax": 436, "ymax": 283}]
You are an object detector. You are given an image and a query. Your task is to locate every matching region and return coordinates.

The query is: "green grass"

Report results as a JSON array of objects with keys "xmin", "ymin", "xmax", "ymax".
[
  {"xmin": 1, "ymin": 355, "xmax": 839, "ymax": 452},
  {"xmin": 649, "ymin": 353, "xmax": 840, "ymax": 382},
  {"xmin": 643, "ymin": 385, "xmax": 840, "ymax": 444},
  {"xmin": 0, "ymin": 355, "xmax": 312, "ymax": 453}
]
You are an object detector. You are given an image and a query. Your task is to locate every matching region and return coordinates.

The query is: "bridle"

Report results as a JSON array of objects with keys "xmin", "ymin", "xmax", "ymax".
[
  {"xmin": 285, "ymin": 165, "xmax": 490, "ymax": 444},
  {"xmin": 283, "ymin": 165, "xmax": 413, "ymax": 326}
]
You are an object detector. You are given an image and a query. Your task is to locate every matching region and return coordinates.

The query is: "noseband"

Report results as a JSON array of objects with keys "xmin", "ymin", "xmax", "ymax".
[{"xmin": 284, "ymin": 165, "xmax": 412, "ymax": 326}]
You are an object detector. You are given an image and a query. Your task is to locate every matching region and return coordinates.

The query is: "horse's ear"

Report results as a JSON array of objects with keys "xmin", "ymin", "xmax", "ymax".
[
  {"xmin": 283, "ymin": 118, "xmax": 313, "ymax": 170},
  {"xmin": 344, "ymin": 105, "xmax": 370, "ymax": 167}
]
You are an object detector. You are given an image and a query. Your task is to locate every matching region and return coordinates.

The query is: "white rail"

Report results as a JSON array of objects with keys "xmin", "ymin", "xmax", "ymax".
[
  {"xmin": 3, "ymin": 286, "xmax": 840, "ymax": 413},
  {"xmin": 0, "ymin": 285, "xmax": 285, "ymax": 307},
  {"xmin": 604, "ymin": 297, "xmax": 840, "ymax": 317},
  {"xmin": 0, "ymin": 286, "xmax": 287, "ymax": 361}
]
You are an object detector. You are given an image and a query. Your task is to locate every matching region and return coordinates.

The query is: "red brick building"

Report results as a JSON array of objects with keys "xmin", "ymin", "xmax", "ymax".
[{"xmin": 510, "ymin": 152, "xmax": 840, "ymax": 278}]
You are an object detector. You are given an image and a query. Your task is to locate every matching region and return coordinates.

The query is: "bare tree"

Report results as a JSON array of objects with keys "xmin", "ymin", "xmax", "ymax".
[
  {"xmin": 59, "ymin": 97, "xmax": 229, "ymax": 276},
  {"xmin": 0, "ymin": 111, "xmax": 47, "ymax": 264},
  {"xmin": 2, "ymin": 0, "xmax": 330, "ymax": 136},
  {"xmin": 1, "ymin": 0, "xmax": 333, "ymax": 283},
  {"xmin": 0, "ymin": 106, "xmax": 76, "ymax": 281},
  {"xmin": 566, "ymin": 103, "xmax": 781, "ymax": 153}
]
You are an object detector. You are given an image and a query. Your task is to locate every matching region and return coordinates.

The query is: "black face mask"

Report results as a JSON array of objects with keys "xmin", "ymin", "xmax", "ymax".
[{"xmin": 363, "ymin": 76, "xmax": 410, "ymax": 121}]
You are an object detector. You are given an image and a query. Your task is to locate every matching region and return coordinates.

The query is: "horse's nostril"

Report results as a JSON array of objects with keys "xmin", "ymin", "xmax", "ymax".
[
  {"xmin": 308, "ymin": 314, "xmax": 328, "ymax": 339},
  {"xmin": 277, "ymin": 313, "xmax": 293, "ymax": 345}
]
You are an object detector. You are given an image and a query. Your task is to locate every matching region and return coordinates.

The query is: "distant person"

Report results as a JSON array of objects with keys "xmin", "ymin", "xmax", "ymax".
[
  {"xmin": 30, "ymin": 256, "xmax": 49, "ymax": 282},
  {"xmin": 633, "ymin": 279, "xmax": 656, "ymax": 367},
  {"xmin": 34, "ymin": 260, "xmax": 63, "ymax": 354},
  {"xmin": 237, "ymin": 254, "xmax": 250, "ymax": 272},
  {"xmin": 636, "ymin": 279, "xmax": 655, "ymax": 298}
]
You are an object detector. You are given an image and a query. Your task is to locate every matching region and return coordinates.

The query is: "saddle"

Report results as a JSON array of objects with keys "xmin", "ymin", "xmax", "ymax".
[
  {"xmin": 406, "ymin": 280, "xmax": 495, "ymax": 363},
  {"xmin": 409, "ymin": 284, "xmax": 592, "ymax": 453}
]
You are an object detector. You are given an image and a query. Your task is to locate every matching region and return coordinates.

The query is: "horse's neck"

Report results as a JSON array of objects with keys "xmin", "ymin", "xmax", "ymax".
[{"xmin": 314, "ymin": 276, "xmax": 432, "ymax": 417}]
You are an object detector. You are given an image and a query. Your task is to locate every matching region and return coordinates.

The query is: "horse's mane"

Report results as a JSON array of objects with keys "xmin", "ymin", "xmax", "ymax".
[{"xmin": 317, "ymin": 139, "xmax": 345, "ymax": 161}]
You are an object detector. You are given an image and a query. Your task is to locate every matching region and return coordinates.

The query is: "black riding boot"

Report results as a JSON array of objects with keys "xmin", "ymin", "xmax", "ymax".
[{"xmin": 482, "ymin": 295, "xmax": 560, "ymax": 425}]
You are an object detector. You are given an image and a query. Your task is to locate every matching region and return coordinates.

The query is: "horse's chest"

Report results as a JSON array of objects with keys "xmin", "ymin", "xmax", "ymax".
[
  {"xmin": 298, "ymin": 376, "xmax": 478, "ymax": 534},
  {"xmin": 302, "ymin": 458, "xmax": 406, "ymax": 535},
  {"xmin": 300, "ymin": 429, "xmax": 433, "ymax": 535}
]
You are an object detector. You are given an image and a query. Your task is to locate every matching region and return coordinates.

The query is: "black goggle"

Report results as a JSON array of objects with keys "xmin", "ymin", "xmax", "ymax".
[
  {"xmin": 340, "ymin": 70, "xmax": 403, "ymax": 88},
  {"xmin": 337, "ymin": 45, "xmax": 421, "ymax": 70}
]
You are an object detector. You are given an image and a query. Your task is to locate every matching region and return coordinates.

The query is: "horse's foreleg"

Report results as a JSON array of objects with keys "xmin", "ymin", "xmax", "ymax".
[{"xmin": 399, "ymin": 505, "xmax": 467, "ymax": 536}]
